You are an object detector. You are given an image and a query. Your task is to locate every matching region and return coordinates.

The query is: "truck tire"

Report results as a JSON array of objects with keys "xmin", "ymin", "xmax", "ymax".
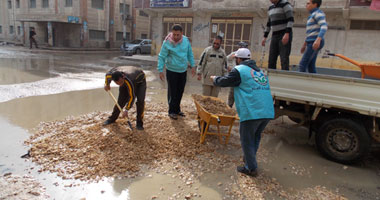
[
  {"xmin": 316, "ymin": 118, "xmax": 371, "ymax": 164},
  {"xmin": 288, "ymin": 116, "xmax": 302, "ymax": 124}
]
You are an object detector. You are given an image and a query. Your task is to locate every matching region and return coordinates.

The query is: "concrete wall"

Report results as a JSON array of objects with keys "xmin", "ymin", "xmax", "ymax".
[
  {"xmin": 191, "ymin": 12, "xmax": 212, "ymax": 58},
  {"xmin": 135, "ymin": 12, "xmax": 150, "ymax": 39},
  {"xmin": 54, "ymin": 23, "xmax": 81, "ymax": 47}
]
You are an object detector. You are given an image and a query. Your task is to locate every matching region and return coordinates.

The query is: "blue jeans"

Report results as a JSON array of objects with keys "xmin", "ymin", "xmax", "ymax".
[
  {"xmin": 299, "ymin": 40, "xmax": 324, "ymax": 73},
  {"xmin": 239, "ymin": 119, "xmax": 270, "ymax": 171}
]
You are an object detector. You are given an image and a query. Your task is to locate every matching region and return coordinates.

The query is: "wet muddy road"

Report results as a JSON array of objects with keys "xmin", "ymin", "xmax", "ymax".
[{"xmin": 0, "ymin": 46, "xmax": 379, "ymax": 200}]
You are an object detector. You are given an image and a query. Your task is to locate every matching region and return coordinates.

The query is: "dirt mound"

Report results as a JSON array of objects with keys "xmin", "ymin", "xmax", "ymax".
[
  {"xmin": 26, "ymin": 103, "xmax": 214, "ymax": 181},
  {"xmin": 192, "ymin": 94, "xmax": 237, "ymax": 116},
  {"xmin": 0, "ymin": 174, "xmax": 49, "ymax": 200}
]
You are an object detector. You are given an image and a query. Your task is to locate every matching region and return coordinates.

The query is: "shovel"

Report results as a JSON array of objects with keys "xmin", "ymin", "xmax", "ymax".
[{"xmin": 107, "ymin": 90, "xmax": 133, "ymax": 130}]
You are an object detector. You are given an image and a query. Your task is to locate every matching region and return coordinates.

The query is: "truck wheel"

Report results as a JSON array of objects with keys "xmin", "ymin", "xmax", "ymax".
[
  {"xmin": 288, "ymin": 117, "xmax": 302, "ymax": 124},
  {"xmin": 316, "ymin": 118, "xmax": 371, "ymax": 164}
]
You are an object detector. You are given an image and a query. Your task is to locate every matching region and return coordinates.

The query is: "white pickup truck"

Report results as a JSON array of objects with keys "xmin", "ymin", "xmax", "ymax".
[{"xmin": 269, "ymin": 67, "xmax": 380, "ymax": 164}]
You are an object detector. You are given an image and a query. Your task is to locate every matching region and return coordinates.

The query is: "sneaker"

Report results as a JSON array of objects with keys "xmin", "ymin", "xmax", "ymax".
[
  {"xmin": 237, "ymin": 166, "xmax": 258, "ymax": 177},
  {"xmin": 136, "ymin": 125, "xmax": 144, "ymax": 130},
  {"xmin": 168, "ymin": 113, "xmax": 178, "ymax": 120},
  {"xmin": 103, "ymin": 120, "xmax": 115, "ymax": 126},
  {"xmin": 178, "ymin": 112, "xmax": 186, "ymax": 117}
]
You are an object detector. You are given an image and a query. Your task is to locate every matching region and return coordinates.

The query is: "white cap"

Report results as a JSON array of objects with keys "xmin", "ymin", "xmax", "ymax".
[{"xmin": 235, "ymin": 48, "xmax": 251, "ymax": 59}]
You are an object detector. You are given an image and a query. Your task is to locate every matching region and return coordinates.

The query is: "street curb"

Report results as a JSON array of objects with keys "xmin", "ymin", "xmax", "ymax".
[
  {"xmin": 0, "ymin": 45, "xmax": 121, "ymax": 54},
  {"xmin": 40, "ymin": 47, "xmax": 120, "ymax": 52},
  {"xmin": 118, "ymin": 56, "xmax": 158, "ymax": 65},
  {"xmin": 118, "ymin": 56, "xmax": 200, "ymax": 67}
]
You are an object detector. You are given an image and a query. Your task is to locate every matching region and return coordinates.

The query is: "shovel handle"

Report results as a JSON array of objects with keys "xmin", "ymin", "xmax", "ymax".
[
  {"xmin": 107, "ymin": 90, "xmax": 133, "ymax": 130},
  {"xmin": 107, "ymin": 90, "xmax": 123, "ymax": 112}
]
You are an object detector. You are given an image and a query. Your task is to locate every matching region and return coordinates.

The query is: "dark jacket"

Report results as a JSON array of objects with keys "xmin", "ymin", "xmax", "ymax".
[
  {"xmin": 105, "ymin": 66, "xmax": 145, "ymax": 110},
  {"xmin": 213, "ymin": 60, "xmax": 260, "ymax": 87},
  {"xmin": 29, "ymin": 30, "xmax": 36, "ymax": 39}
]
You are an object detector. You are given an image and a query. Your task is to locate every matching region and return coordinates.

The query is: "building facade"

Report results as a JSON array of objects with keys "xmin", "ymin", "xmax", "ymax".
[
  {"xmin": 136, "ymin": 0, "xmax": 380, "ymax": 69},
  {"xmin": 0, "ymin": 0, "xmax": 150, "ymax": 48}
]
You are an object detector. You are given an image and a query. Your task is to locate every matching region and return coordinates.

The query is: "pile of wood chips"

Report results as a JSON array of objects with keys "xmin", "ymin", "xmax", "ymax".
[
  {"xmin": 26, "ymin": 103, "xmax": 215, "ymax": 182},
  {"xmin": 192, "ymin": 94, "xmax": 237, "ymax": 116}
]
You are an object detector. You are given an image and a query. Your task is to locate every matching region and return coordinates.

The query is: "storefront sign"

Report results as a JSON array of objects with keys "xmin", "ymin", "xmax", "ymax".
[
  {"xmin": 150, "ymin": 0, "xmax": 189, "ymax": 8},
  {"xmin": 68, "ymin": 16, "xmax": 80, "ymax": 23}
]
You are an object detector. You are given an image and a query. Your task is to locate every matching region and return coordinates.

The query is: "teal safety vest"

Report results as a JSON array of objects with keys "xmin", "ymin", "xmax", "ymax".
[{"xmin": 234, "ymin": 65, "xmax": 274, "ymax": 122}]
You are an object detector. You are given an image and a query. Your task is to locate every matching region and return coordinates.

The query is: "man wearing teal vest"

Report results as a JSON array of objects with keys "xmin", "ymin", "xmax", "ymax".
[{"xmin": 211, "ymin": 48, "xmax": 274, "ymax": 177}]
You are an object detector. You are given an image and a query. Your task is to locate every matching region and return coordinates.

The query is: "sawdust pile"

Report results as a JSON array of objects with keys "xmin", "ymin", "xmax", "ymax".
[
  {"xmin": 192, "ymin": 94, "xmax": 237, "ymax": 116},
  {"xmin": 26, "ymin": 103, "xmax": 215, "ymax": 181}
]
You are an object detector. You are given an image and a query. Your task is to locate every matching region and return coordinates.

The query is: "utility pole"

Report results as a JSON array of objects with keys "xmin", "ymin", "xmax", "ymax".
[
  {"xmin": 131, "ymin": 0, "xmax": 135, "ymax": 40},
  {"xmin": 105, "ymin": 0, "xmax": 110, "ymax": 48},
  {"xmin": 123, "ymin": 0, "xmax": 126, "ymax": 41}
]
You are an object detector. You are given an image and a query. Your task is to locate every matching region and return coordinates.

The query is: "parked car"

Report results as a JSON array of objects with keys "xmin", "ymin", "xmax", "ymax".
[{"xmin": 121, "ymin": 39, "xmax": 151, "ymax": 56}]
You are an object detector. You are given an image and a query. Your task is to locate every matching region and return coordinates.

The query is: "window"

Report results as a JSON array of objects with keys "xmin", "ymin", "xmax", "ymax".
[
  {"xmin": 210, "ymin": 18, "xmax": 252, "ymax": 54},
  {"xmin": 350, "ymin": 20, "xmax": 380, "ymax": 30},
  {"xmin": 30, "ymin": 0, "xmax": 36, "ymax": 8},
  {"xmin": 16, "ymin": 0, "xmax": 20, "ymax": 8},
  {"xmin": 126, "ymin": 32, "xmax": 130, "ymax": 41},
  {"xmin": 0, "ymin": 26, "xmax": 2, "ymax": 34},
  {"xmin": 141, "ymin": 34, "xmax": 148, "ymax": 39},
  {"xmin": 116, "ymin": 32, "xmax": 123, "ymax": 41},
  {"xmin": 17, "ymin": 26, "xmax": 21, "ymax": 35},
  {"xmin": 116, "ymin": 32, "xmax": 131, "ymax": 41},
  {"xmin": 89, "ymin": 30, "xmax": 105, "ymax": 40},
  {"xmin": 8, "ymin": 0, "xmax": 12, "ymax": 9},
  {"xmin": 9, "ymin": 26, "xmax": 14, "ymax": 34},
  {"xmin": 120, "ymin": 3, "xmax": 130, "ymax": 14},
  {"xmin": 42, "ymin": 0, "xmax": 49, "ymax": 8},
  {"xmin": 139, "ymin": 10, "xmax": 149, "ymax": 17},
  {"xmin": 162, "ymin": 17, "xmax": 193, "ymax": 44},
  {"xmin": 65, "ymin": 0, "xmax": 72, "ymax": 7},
  {"xmin": 92, "ymin": 0, "xmax": 104, "ymax": 9}
]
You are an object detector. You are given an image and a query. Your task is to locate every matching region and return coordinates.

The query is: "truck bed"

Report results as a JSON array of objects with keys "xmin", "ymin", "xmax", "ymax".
[{"xmin": 268, "ymin": 67, "xmax": 380, "ymax": 117}]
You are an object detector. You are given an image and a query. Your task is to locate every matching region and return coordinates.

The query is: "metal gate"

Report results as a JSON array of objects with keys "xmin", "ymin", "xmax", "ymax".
[
  {"xmin": 210, "ymin": 18, "xmax": 252, "ymax": 55},
  {"xmin": 162, "ymin": 17, "xmax": 193, "ymax": 42}
]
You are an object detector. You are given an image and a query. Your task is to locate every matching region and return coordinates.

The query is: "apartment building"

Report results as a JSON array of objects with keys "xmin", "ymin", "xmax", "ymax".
[
  {"xmin": 136, "ymin": 0, "xmax": 380, "ymax": 68},
  {"xmin": 0, "ymin": 0, "xmax": 150, "ymax": 48}
]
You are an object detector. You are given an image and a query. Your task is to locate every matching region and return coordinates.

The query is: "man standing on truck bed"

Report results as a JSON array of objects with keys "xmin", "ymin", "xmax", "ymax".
[
  {"xmin": 262, "ymin": 0, "xmax": 294, "ymax": 71},
  {"xmin": 299, "ymin": 0, "xmax": 328, "ymax": 73},
  {"xmin": 211, "ymin": 48, "xmax": 274, "ymax": 177}
]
